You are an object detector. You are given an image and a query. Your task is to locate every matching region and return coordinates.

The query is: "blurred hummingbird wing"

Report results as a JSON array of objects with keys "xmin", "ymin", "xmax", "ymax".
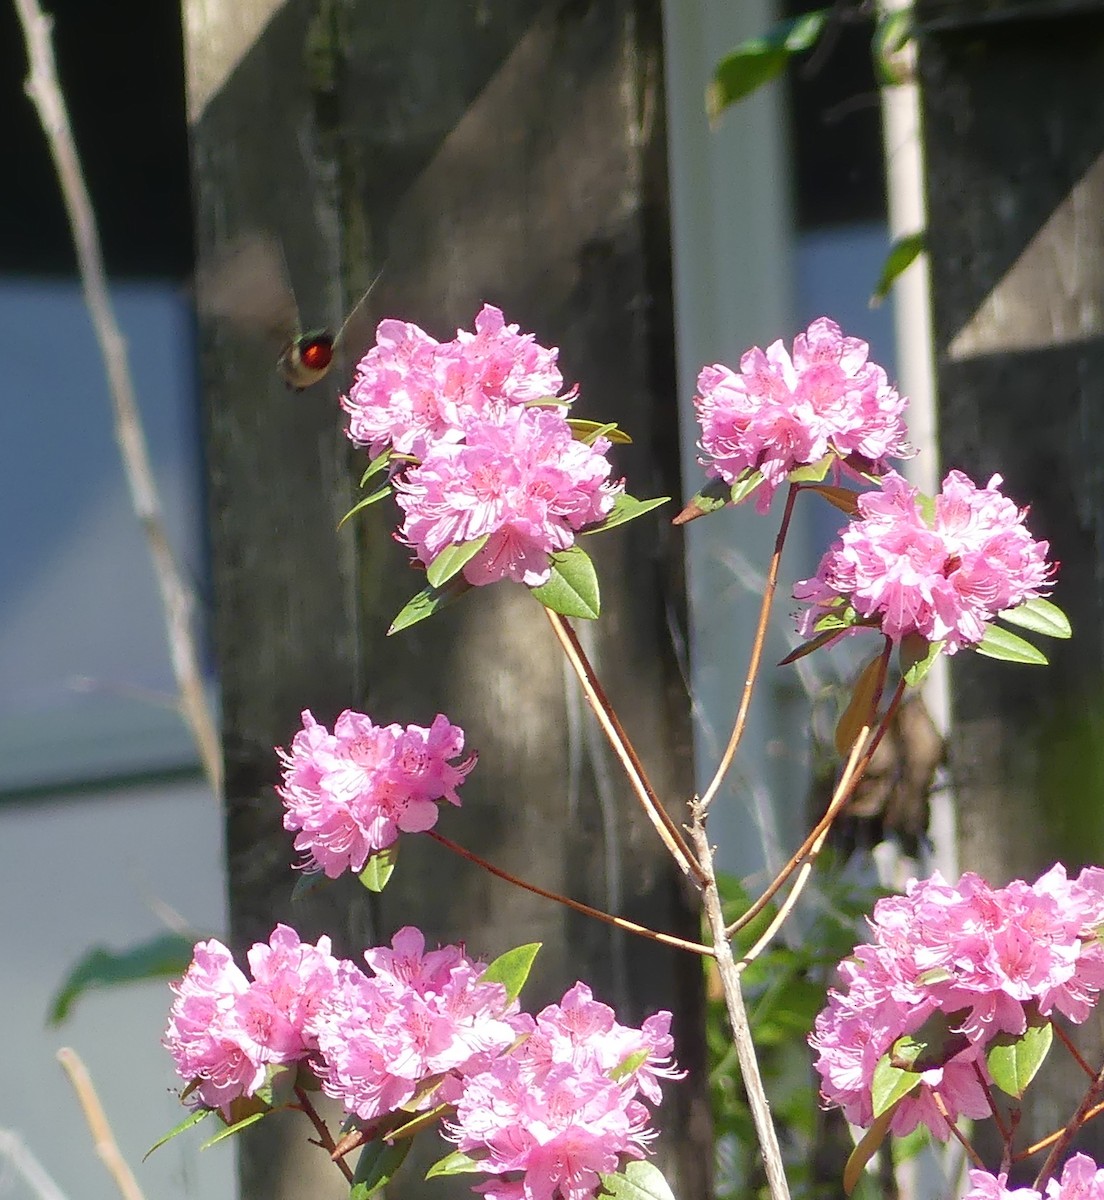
[
  {"xmin": 194, "ymin": 233, "xmax": 300, "ymax": 343},
  {"xmin": 332, "ymin": 268, "xmax": 385, "ymax": 373}
]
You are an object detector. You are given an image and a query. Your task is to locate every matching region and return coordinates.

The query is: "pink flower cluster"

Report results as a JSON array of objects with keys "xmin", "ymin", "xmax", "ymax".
[
  {"xmin": 811, "ymin": 866, "xmax": 1104, "ymax": 1139},
  {"xmin": 694, "ymin": 317, "xmax": 909, "ymax": 513},
  {"xmin": 165, "ymin": 927, "xmax": 678, "ymax": 1200},
  {"xmin": 446, "ymin": 983, "xmax": 681, "ymax": 1200},
  {"xmin": 395, "ymin": 406, "xmax": 620, "ymax": 587},
  {"xmin": 312, "ymin": 926, "xmax": 520, "ymax": 1120},
  {"xmin": 794, "ymin": 469, "xmax": 1054, "ymax": 653},
  {"xmin": 344, "ymin": 304, "xmax": 568, "ymax": 460},
  {"xmin": 163, "ymin": 925, "xmax": 340, "ymax": 1114},
  {"xmin": 277, "ymin": 709, "xmax": 475, "ymax": 878},
  {"xmin": 344, "ymin": 305, "xmax": 622, "ymax": 589},
  {"xmin": 964, "ymin": 1156, "xmax": 1104, "ymax": 1200}
]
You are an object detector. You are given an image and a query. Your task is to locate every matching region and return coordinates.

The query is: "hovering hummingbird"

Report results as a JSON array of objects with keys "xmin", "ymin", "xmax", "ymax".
[{"xmin": 197, "ymin": 233, "xmax": 380, "ymax": 390}]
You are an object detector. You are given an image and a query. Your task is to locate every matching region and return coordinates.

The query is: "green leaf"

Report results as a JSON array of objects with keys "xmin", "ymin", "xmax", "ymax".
[
  {"xmin": 788, "ymin": 453, "xmax": 834, "ymax": 483},
  {"xmin": 291, "ymin": 870, "xmax": 328, "ymax": 902},
  {"xmin": 253, "ymin": 1062, "xmax": 298, "ymax": 1109},
  {"xmin": 425, "ymin": 1150, "xmax": 487, "ymax": 1179},
  {"xmin": 338, "ymin": 484, "xmax": 392, "ymax": 529},
  {"xmin": 480, "ymin": 942, "xmax": 541, "ymax": 1003},
  {"xmin": 708, "ymin": 10, "xmax": 830, "ymax": 119},
  {"xmin": 582, "ymin": 493, "xmax": 669, "ymax": 535},
  {"xmin": 200, "ymin": 1110, "xmax": 267, "ymax": 1149},
  {"xmin": 50, "ymin": 931, "xmax": 197, "ymax": 1025},
  {"xmin": 530, "ymin": 547, "xmax": 600, "ymax": 619},
  {"xmin": 975, "ymin": 623, "xmax": 1048, "ymax": 666},
  {"xmin": 350, "ymin": 1137, "xmax": 412, "ymax": 1200},
  {"xmin": 672, "ymin": 477, "xmax": 731, "ymax": 525},
  {"xmin": 873, "ymin": 8, "xmax": 914, "ymax": 86},
  {"xmin": 844, "ymin": 1109, "xmax": 895, "ymax": 1196},
  {"xmin": 871, "ymin": 232, "xmax": 926, "ymax": 307},
  {"xmin": 888, "ymin": 1009, "xmax": 971, "ymax": 1073},
  {"xmin": 987, "ymin": 1014, "xmax": 1053, "ymax": 1098},
  {"xmin": 567, "ymin": 418, "xmax": 633, "ymax": 445},
  {"xmin": 599, "ymin": 1161, "xmax": 676, "ymax": 1200},
  {"xmin": 359, "ymin": 846, "xmax": 399, "ymax": 893},
  {"xmin": 778, "ymin": 628, "xmax": 844, "ymax": 666},
  {"xmin": 388, "ymin": 577, "xmax": 473, "ymax": 635},
  {"xmin": 871, "ymin": 1055, "xmax": 922, "ymax": 1118},
  {"xmin": 730, "ymin": 469, "xmax": 765, "ymax": 506},
  {"xmin": 610, "ymin": 1048, "xmax": 650, "ymax": 1083},
  {"xmin": 426, "ymin": 535, "xmax": 490, "ymax": 588},
  {"xmin": 999, "ymin": 596, "xmax": 1071, "ymax": 640},
  {"xmin": 359, "ymin": 449, "xmax": 393, "ymax": 487},
  {"xmin": 900, "ymin": 634, "xmax": 942, "ymax": 687},
  {"xmin": 144, "ymin": 1107, "xmax": 213, "ymax": 1160}
]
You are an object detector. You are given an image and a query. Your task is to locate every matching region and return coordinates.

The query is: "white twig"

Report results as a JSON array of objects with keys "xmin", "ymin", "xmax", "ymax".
[
  {"xmin": 0, "ymin": 1130, "xmax": 69, "ymax": 1200},
  {"xmin": 13, "ymin": 0, "xmax": 222, "ymax": 796},
  {"xmin": 56, "ymin": 1049, "xmax": 145, "ymax": 1200}
]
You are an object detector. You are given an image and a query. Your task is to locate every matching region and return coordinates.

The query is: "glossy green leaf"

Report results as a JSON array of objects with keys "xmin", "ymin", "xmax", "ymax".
[
  {"xmin": 975, "ymin": 623, "xmax": 1048, "ymax": 666},
  {"xmin": 601, "ymin": 1161, "xmax": 676, "ymax": 1200},
  {"xmin": 730, "ymin": 469, "xmax": 765, "ymax": 506},
  {"xmin": 871, "ymin": 232, "xmax": 925, "ymax": 307},
  {"xmin": 425, "ymin": 1150, "xmax": 486, "ymax": 1179},
  {"xmin": 873, "ymin": 8, "xmax": 914, "ymax": 86},
  {"xmin": 987, "ymin": 1015, "xmax": 1053, "ymax": 1098},
  {"xmin": 480, "ymin": 942, "xmax": 541, "ymax": 1003},
  {"xmin": 871, "ymin": 1054, "xmax": 921, "ymax": 1118},
  {"xmin": 426, "ymin": 535, "xmax": 490, "ymax": 588},
  {"xmin": 900, "ymin": 634, "xmax": 942, "ymax": 687},
  {"xmin": 144, "ymin": 1107, "xmax": 213, "ymax": 1160},
  {"xmin": 672, "ymin": 477, "xmax": 731, "ymax": 525},
  {"xmin": 50, "ymin": 931, "xmax": 196, "ymax": 1025},
  {"xmin": 530, "ymin": 547, "xmax": 600, "ymax": 620},
  {"xmin": 388, "ymin": 577, "xmax": 473, "ymax": 635},
  {"xmin": 359, "ymin": 846, "xmax": 399, "ymax": 892},
  {"xmin": 708, "ymin": 10, "xmax": 830, "ymax": 119},
  {"xmin": 350, "ymin": 1137, "xmax": 412, "ymax": 1200},
  {"xmin": 338, "ymin": 484, "xmax": 392, "ymax": 530},
  {"xmin": 359, "ymin": 449, "xmax": 393, "ymax": 487},
  {"xmin": 567, "ymin": 418, "xmax": 633, "ymax": 445},
  {"xmin": 999, "ymin": 596, "xmax": 1071, "ymax": 640},
  {"xmin": 789, "ymin": 453, "xmax": 834, "ymax": 483},
  {"xmin": 581, "ymin": 493, "xmax": 669, "ymax": 535},
  {"xmin": 200, "ymin": 1110, "xmax": 266, "ymax": 1149},
  {"xmin": 844, "ymin": 1108, "xmax": 894, "ymax": 1196}
]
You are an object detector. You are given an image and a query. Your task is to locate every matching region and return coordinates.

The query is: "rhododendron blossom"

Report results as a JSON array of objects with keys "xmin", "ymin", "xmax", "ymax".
[
  {"xmin": 343, "ymin": 304, "xmax": 568, "ymax": 460},
  {"xmin": 395, "ymin": 405, "xmax": 621, "ymax": 587},
  {"xmin": 962, "ymin": 1156, "xmax": 1104, "ymax": 1200},
  {"xmin": 794, "ymin": 469, "xmax": 1054, "ymax": 653},
  {"xmin": 277, "ymin": 709, "xmax": 475, "ymax": 878},
  {"xmin": 811, "ymin": 866, "xmax": 1104, "ymax": 1138},
  {"xmin": 445, "ymin": 983, "xmax": 680, "ymax": 1200},
  {"xmin": 694, "ymin": 317, "xmax": 909, "ymax": 513},
  {"xmin": 312, "ymin": 926, "xmax": 521, "ymax": 1121},
  {"xmin": 163, "ymin": 927, "xmax": 340, "ymax": 1115}
]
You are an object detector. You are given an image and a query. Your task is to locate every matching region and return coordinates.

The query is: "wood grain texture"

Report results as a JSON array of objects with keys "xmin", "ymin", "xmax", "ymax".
[{"xmin": 181, "ymin": 2, "xmax": 710, "ymax": 1197}]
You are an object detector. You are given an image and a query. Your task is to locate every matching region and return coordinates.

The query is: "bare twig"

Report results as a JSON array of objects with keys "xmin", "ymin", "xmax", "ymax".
[
  {"xmin": 14, "ymin": 0, "xmax": 222, "ymax": 795},
  {"xmin": 428, "ymin": 830, "xmax": 714, "ymax": 956},
  {"xmin": 690, "ymin": 809, "xmax": 791, "ymax": 1200},
  {"xmin": 56, "ymin": 1049, "xmax": 145, "ymax": 1200}
]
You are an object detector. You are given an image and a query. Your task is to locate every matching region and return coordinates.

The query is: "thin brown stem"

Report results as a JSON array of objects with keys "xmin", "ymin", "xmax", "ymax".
[
  {"xmin": 1053, "ymin": 1021, "xmax": 1096, "ymax": 1078},
  {"xmin": 929, "ymin": 1088, "xmax": 986, "ymax": 1168},
  {"xmin": 690, "ymin": 806, "xmax": 790, "ymax": 1200},
  {"xmin": 972, "ymin": 1057, "xmax": 1010, "ymax": 1142},
  {"xmin": 428, "ymin": 830, "xmax": 714, "ymax": 956},
  {"xmin": 56, "ymin": 1048, "xmax": 145, "ymax": 1200},
  {"xmin": 699, "ymin": 482, "xmax": 799, "ymax": 814},
  {"xmin": 1032, "ymin": 1063, "xmax": 1104, "ymax": 1190},
  {"xmin": 293, "ymin": 1087, "xmax": 355, "ymax": 1185},
  {"xmin": 14, "ymin": 0, "xmax": 222, "ymax": 795},
  {"xmin": 727, "ymin": 674, "xmax": 906, "ymax": 938},
  {"xmin": 1017, "ymin": 1101, "xmax": 1104, "ymax": 1162},
  {"xmin": 543, "ymin": 607, "xmax": 702, "ymax": 882}
]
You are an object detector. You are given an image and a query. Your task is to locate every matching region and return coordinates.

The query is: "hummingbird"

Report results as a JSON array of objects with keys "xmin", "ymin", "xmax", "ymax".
[{"xmin": 197, "ymin": 233, "xmax": 380, "ymax": 390}]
